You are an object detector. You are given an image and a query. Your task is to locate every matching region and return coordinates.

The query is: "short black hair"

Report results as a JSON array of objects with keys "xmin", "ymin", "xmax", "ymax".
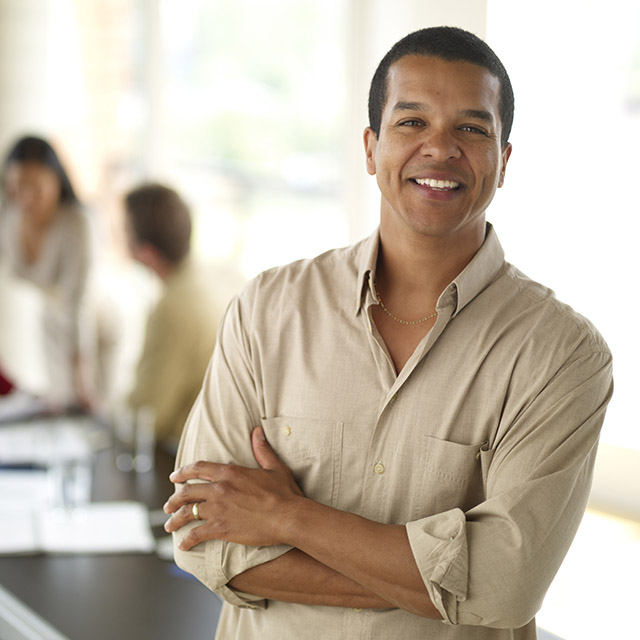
[
  {"xmin": 368, "ymin": 26, "xmax": 514, "ymax": 148},
  {"xmin": 3, "ymin": 135, "xmax": 79, "ymax": 204},
  {"xmin": 125, "ymin": 183, "xmax": 192, "ymax": 264}
]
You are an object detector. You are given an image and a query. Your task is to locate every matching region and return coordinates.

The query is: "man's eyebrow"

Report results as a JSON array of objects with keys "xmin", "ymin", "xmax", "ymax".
[
  {"xmin": 461, "ymin": 109, "xmax": 495, "ymax": 123},
  {"xmin": 391, "ymin": 101, "xmax": 426, "ymax": 112},
  {"xmin": 391, "ymin": 102, "xmax": 495, "ymax": 124}
]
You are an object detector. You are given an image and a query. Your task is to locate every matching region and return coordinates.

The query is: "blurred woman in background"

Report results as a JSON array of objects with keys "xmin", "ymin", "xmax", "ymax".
[{"xmin": 0, "ymin": 135, "xmax": 120, "ymax": 412}]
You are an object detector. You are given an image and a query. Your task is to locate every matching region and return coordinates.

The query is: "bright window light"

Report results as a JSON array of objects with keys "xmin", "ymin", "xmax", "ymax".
[
  {"xmin": 487, "ymin": 0, "xmax": 640, "ymax": 451},
  {"xmin": 158, "ymin": 0, "xmax": 349, "ymax": 277}
]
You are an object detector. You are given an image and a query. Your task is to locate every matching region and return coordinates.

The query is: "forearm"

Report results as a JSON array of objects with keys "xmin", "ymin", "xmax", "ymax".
[
  {"xmin": 229, "ymin": 548, "xmax": 393, "ymax": 609},
  {"xmin": 281, "ymin": 498, "xmax": 441, "ymax": 619}
]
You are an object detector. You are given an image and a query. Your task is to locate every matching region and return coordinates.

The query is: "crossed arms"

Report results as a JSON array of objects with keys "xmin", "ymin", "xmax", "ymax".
[{"xmin": 163, "ymin": 426, "xmax": 442, "ymax": 618}]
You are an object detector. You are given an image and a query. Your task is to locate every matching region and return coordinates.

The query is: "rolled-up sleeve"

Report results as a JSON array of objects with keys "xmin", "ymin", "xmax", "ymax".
[
  {"xmin": 172, "ymin": 291, "xmax": 293, "ymax": 608},
  {"xmin": 173, "ymin": 527, "xmax": 292, "ymax": 608},
  {"xmin": 406, "ymin": 347, "xmax": 613, "ymax": 628}
]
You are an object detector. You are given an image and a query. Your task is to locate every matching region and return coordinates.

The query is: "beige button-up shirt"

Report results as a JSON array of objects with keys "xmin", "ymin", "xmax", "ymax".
[{"xmin": 174, "ymin": 225, "xmax": 613, "ymax": 639}]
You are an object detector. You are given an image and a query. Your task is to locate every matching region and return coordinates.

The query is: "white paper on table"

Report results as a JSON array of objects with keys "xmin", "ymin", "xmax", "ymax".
[
  {"xmin": 0, "ymin": 419, "xmax": 94, "ymax": 466},
  {"xmin": 0, "ymin": 391, "xmax": 49, "ymax": 424},
  {"xmin": 38, "ymin": 501, "xmax": 155, "ymax": 554},
  {"xmin": 0, "ymin": 469, "xmax": 155, "ymax": 555},
  {"xmin": 0, "ymin": 505, "xmax": 39, "ymax": 554},
  {"xmin": 0, "ymin": 469, "xmax": 49, "ymax": 554}
]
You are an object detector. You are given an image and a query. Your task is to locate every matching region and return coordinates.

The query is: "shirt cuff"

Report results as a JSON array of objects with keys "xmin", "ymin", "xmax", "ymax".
[
  {"xmin": 213, "ymin": 539, "xmax": 294, "ymax": 608},
  {"xmin": 172, "ymin": 522, "xmax": 293, "ymax": 609},
  {"xmin": 405, "ymin": 508, "xmax": 468, "ymax": 625}
]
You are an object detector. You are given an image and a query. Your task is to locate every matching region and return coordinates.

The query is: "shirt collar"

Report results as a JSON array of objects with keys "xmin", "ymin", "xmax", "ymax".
[
  {"xmin": 354, "ymin": 229, "xmax": 381, "ymax": 316},
  {"xmin": 354, "ymin": 223, "xmax": 505, "ymax": 318},
  {"xmin": 443, "ymin": 223, "xmax": 505, "ymax": 316}
]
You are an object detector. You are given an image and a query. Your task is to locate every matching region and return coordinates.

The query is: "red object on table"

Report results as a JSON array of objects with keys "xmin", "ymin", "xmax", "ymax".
[{"xmin": 0, "ymin": 366, "xmax": 15, "ymax": 395}]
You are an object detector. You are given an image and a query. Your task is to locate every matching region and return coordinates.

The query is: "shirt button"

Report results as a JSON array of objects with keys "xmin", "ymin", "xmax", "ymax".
[
  {"xmin": 282, "ymin": 425, "xmax": 292, "ymax": 437},
  {"xmin": 373, "ymin": 461, "xmax": 385, "ymax": 475}
]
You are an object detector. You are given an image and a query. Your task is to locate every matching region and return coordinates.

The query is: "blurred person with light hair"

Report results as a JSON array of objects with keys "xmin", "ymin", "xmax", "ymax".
[
  {"xmin": 124, "ymin": 183, "xmax": 244, "ymax": 453},
  {"xmin": 0, "ymin": 135, "xmax": 121, "ymax": 412}
]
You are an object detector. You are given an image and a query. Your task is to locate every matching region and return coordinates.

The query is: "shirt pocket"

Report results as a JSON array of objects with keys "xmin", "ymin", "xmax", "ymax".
[
  {"xmin": 415, "ymin": 436, "xmax": 489, "ymax": 517},
  {"xmin": 260, "ymin": 416, "xmax": 343, "ymax": 509}
]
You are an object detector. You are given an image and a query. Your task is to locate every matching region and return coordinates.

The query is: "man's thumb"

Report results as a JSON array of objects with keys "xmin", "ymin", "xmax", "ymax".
[{"xmin": 251, "ymin": 426, "xmax": 282, "ymax": 470}]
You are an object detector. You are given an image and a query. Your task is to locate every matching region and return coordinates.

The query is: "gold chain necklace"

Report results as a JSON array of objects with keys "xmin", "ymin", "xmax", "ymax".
[{"xmin": 374, "ymin": 279, "xmax": 437, "ymax": 326}]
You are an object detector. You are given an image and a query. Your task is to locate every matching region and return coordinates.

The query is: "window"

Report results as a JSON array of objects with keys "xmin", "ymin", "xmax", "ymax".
[
  {"xmin": 487, "ymin": 0, "xmax": 640, "ymax": 451},
  {"xmin": 153, "ymin": 0, "xmax": 350, "ymax": 276}
]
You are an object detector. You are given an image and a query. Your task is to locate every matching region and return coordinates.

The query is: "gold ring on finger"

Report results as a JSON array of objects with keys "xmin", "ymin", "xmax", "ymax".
[{"xmin": 192, "ymin": 502, "xmax": 202, "ymax": 521}]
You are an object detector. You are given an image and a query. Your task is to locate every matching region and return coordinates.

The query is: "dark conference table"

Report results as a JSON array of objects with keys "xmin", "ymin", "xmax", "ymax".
[{"xmin": 0, "ymin": 435, "xmax": 222, "ymax": 640}]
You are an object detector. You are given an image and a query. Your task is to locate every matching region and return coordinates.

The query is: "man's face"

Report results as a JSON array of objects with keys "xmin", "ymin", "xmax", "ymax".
[{"xmin": 364, "ymin": 55, "xmax": 511, "ymax": 244}]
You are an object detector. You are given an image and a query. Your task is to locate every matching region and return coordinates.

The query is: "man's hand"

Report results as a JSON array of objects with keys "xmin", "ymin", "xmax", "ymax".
[{"xmin": 163, "ymin": 426, "xmax": 304, "ymax": 550}]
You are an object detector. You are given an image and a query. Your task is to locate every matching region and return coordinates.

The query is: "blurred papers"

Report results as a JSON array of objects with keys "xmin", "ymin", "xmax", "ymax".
[
  {"xmin": 0, "ymin": 470, "xmax": 154, "ymax": 555},
  {"xmin": 0, "ymin": 470, "xmax": 47, "ymax": 553},
  {"xmin": 0, "ymin": 391, "xmax": 50, "ymax": 424},
  {"xmin": 38, "ymin": 502, "xmax": 155, "ymax": 554},
  {"xmin": 0, "ymin": 419, "xmax": 94, "ymax": 466}
]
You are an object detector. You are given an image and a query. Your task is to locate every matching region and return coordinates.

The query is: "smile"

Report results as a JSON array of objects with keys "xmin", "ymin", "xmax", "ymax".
[{"xmin": 413, "ymin": 178, "xmax": 460, "ymax": 191}]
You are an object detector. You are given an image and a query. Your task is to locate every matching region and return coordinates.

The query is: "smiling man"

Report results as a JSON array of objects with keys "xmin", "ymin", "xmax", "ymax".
[{"xmin": 164, "ymin": 27, "xmax": 612, "ymax": 640}]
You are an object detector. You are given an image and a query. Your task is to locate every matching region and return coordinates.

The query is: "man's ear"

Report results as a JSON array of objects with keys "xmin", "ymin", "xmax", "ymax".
[
  {"xmin": 498, "ymin": 142, "xmax": 512, "ymax": 188},
  {"xmin": 364, "ymin": 127, "xmax": 378, "ymax": 176}
]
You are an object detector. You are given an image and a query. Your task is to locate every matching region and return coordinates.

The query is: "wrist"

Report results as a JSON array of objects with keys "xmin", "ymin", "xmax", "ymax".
[{"xmin": 280, "ymin": 495, "xmax": 318, "ymax": 547}]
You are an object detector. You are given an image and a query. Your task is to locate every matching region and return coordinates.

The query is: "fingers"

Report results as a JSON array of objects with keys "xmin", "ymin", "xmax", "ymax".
[
  {"xmin": 170, "ymin": 426, "xmax": 280, "ymax": 481},
  {"xmin": 175, "ymin": 522, "xmax": 208, "ymax": 551},
  {"xmin": 251, "ymin": 426, "xmax": 283, "ymax": 471},
  {"xmin": 169, "ymin": 460, "xmax": 222, "ymax": 484},
  {"xmin": 164, "ymin": 500, "xmax": 204, "ymax": 535},
  {"xmin": 251, "ymin": 426, "xmax": 305, "ymax": 498},
  {"xmin": 163, "ymin": 481, "xmax": 210, "ymax": 515}
]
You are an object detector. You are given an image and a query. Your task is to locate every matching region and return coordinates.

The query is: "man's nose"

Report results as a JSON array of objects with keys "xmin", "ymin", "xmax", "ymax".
[{"xmin": 419, "ymin": 128, "xmax": 461, "ymax": 162}]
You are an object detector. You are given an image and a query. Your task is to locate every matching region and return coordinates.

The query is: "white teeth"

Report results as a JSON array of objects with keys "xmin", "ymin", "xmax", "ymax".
[{"xmin": 415, "ymin": 178, "xmax": 460, "ymax": 190}]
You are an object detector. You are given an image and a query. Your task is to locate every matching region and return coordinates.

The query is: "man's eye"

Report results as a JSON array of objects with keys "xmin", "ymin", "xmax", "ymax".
[
  {"xmin": 398, "ymin": 119, "xmax": 424, "ymax": 127},
  {"xmin": 460, "ymin": 125, "xmax": 488, "ymax": 135}
]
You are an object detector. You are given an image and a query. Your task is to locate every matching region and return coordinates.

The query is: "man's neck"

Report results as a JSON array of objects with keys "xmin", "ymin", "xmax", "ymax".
[
  {"xmin": 376, "ymin": 220, "xmax": 486, "ymax": 306},
  {"xmin": 372, "ymin": 219, "xmax": 486, "ymax": 375}
]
